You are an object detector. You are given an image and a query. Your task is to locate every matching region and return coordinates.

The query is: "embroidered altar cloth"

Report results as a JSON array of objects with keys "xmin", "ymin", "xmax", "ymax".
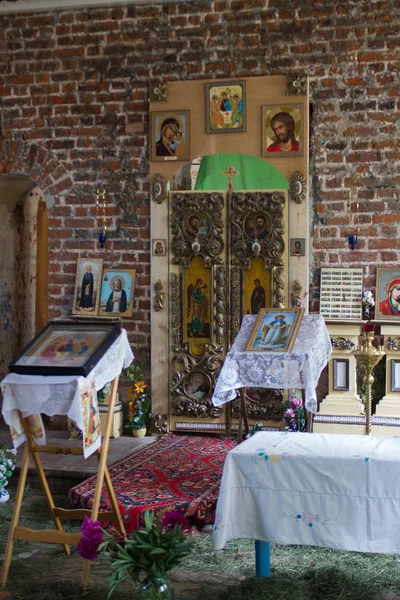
[
  {"xmin": 1, "ymin": 329, "xmax": 133, "ymax": 458},
  {"xmin": 213, "ymin": 431, "xmax": 400, "ymax": 554},
  {"xmin": 212, "ymin": 314, "xmax": 331, "ymax": 414}
]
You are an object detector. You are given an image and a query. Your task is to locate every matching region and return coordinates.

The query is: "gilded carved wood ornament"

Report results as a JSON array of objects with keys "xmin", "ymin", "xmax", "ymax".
[
  {"xmin": 170, "ymin": 192, "xmax": 225, "ymax": 422},
  {"xmin": 169, "ymin": 190, "xmax": 287, "ymax": 427}
]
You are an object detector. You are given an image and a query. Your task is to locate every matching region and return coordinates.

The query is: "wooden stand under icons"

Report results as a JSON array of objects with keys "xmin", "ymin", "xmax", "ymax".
[{"xmin": 0, "ymin": 376, "xmax": 125, "ymax": 590}]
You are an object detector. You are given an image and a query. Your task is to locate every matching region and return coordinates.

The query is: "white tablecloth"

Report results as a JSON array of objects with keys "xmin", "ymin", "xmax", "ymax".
[
  {"xmin": 212, "ymin": 314, "xmax": 331, "ymax": 414},
  {"xmin": 1, "ymin": 329, "xmax": 133, "ymax": 458},
  {"xmin": 213, "ymin": 431, "xmax": 400, "ymax": 554}
]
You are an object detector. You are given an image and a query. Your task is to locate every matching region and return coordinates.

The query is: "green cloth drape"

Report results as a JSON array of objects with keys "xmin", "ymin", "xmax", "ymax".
[{"xmin": 194, "ymin": 153, "xmax": 289, "ymax": 191}]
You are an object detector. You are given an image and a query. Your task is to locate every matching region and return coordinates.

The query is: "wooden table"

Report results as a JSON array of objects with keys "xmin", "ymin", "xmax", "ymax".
[{"xmin": 213, "ymin": 431, "xmax": 400, "ymax": 575}]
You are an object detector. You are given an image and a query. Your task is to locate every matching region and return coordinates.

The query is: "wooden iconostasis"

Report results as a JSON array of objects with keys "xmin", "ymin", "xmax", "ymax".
[{"xmin": 149, "ymin": 74, "xmax": 309, "ymax": 434}]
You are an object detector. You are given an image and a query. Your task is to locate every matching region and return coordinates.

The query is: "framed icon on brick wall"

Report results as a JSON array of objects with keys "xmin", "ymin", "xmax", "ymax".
[
  {"xmin": 262, "ymin": 104, "xmax": 304, "ymax": 157},
  {"xmin": 376, "ymin": 267, "xmax": 400, "ymax": 320},
  {"xmin": 151, "ymin": 110, "xmax": 190, "ymax": 162},
  {"xmin": 205, "ymin": 80, "xmax": 246, "ymax": 133},
  {"xmin": 99, "ymin": 269, "xmax": 136, "ymax": 318},
  {"xmin": 72, "ymin": 258, "xmax": 103, "ymax": 316}
]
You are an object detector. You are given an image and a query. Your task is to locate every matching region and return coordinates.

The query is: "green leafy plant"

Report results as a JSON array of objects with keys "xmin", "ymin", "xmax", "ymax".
[
  {"xmin": 122, "ymin": 362, "xmax": 145, "ymax": 384},
  {"xmin": 0, "ymin": 445, "xmax": 16, "ymax": 496},
  {"xmin": 97, "ymin": 381, "xmax": 112, "ymax": 404},
  {"xmin": 77, "ymin": 509, "xmax": 192, "ymax": 598}
]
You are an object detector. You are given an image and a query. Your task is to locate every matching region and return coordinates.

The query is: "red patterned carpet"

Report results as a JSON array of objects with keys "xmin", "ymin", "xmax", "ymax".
[{"xmin": 68, "ymin": 432, "xmax": 236, "ymax": 532}]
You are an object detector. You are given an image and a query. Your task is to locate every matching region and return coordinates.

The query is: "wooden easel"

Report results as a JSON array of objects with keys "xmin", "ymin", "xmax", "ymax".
[{"xmin": 1, "ymin": 375, "xmax": 125, "ymax": 590}]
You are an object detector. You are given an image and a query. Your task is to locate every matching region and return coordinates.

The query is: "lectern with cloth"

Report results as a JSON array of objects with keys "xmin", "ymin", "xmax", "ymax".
[
  {"xmin": 0, "ymin": 327, "xmax": 133, "ymax": 589},
  {"xmin": 212, "ymin": 313, "xmax": 332, "ymax": 437}
]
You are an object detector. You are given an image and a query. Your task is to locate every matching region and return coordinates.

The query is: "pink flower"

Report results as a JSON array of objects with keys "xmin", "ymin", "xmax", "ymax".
[
  {"xmin": 76, "ymin": 515, "xmax": 104, "ymax": 560},
  {"xmin": 161, "ymin": 510, "xmax": 188, "ymax": 531},
  {"xmin": 284, "ymin": 408, "xmax": 295, "ymax": 419},
  {"xmin": 290, "ymin": 396, "xmax": 302, "ymax": 410}
]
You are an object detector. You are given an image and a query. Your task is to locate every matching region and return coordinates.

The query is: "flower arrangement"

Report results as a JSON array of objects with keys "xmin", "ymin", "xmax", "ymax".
[
  {"xmin": 0, "ymin": 445, "xmax": 16, "ymax": 502},
  {"xmin": 77, "ymin": 509, "xmax": 192, "ymax": 599},
  {"xmin": 127, "ymin": 381, "xmax": 150, "ymax": 431},
  {"xmin": 362, "ymin": 287, "xmax": 375, "ymax": 321},
  {"xmin": 123, "ymin": 362, "xmax": 150, "ymax": 431},
  {"xmin": 283, "ymin": 390, "xmax": 305, "ymax": 432}
]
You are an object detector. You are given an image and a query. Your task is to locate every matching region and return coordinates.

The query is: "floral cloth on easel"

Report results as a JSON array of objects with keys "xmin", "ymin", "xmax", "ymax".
[{"xmin": 1, "ymin": 330, "xmax": 133, "ymax": 459}]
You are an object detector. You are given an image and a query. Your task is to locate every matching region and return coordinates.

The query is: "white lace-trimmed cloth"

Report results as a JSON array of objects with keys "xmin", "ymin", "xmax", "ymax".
[
  {"xmin": 1, "ymin": 329, "xmax": 133, "ymax": 458},
  {"xmin": 212, "ymin": 314, "xmax": 332, "ymax": 414}
]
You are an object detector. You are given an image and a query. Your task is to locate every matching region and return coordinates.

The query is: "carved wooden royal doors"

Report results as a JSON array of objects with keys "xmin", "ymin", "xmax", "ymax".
[{"xmin": 168, "ymin": 190, "xmax": 288, "ymax": 433}]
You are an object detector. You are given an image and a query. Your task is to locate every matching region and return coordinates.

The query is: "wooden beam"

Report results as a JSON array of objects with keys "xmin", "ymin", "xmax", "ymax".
[
  {"xmin": 33, "ymin": 445, "xmax": 84, "ymax": 456},
  {"xmin": 13, "ymin": 526, "xmax": 81, "ymax": 545},
  {"xmin": 53, "ymin": 508, "xmax": 118, "ymax": 522}
]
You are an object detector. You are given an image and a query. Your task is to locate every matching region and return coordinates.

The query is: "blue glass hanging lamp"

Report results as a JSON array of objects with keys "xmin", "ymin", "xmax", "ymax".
[
  {"xmin": 96, "ymin": 187, "xmax": 107, "ymax": 248},
  {"xmin": 348, "ymin": 233, "xmax": 358, "ymax": 250},
  {"xmin": 347, "ymin": 174, "xmax": 360, "ymax": 251}
]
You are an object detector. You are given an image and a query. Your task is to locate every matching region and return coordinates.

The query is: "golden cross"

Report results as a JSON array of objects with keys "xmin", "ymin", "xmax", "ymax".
[{"xmin": 223, "ymin": 165, "xmax": 239, "ymax": 192}]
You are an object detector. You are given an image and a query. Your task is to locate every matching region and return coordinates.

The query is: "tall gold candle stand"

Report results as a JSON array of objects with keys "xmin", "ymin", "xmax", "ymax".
[{"xmin": 352, "ymin": 324, "xmax": 385, "ymax": 435}]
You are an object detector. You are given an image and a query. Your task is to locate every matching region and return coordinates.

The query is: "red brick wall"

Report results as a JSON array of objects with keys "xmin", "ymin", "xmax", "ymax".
[{"xmin": 0, "ymin": 0, "xmax": 398, "ymax": 349}]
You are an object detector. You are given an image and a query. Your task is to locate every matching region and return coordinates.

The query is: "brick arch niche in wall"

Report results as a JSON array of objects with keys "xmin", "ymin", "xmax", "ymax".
[
  {"xmin": 0, "ymin": 138, "xmax": 72, "ymax": 391},
  {"xmin": 0, "ymin": 176, "xmax": 50, "ymax": 393},
  {"xmin": 0, "ymin": 135, "xmax": 72, "ymax": 197},
  {"xmin": 0, "ymin": 134, "xmax": 75, "ymax": 320}
]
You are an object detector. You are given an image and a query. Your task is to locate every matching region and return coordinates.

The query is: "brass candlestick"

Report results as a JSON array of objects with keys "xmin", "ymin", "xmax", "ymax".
[{"xmin": 352, "ymin": 329, "xmax": 385, "ymax": 435}]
